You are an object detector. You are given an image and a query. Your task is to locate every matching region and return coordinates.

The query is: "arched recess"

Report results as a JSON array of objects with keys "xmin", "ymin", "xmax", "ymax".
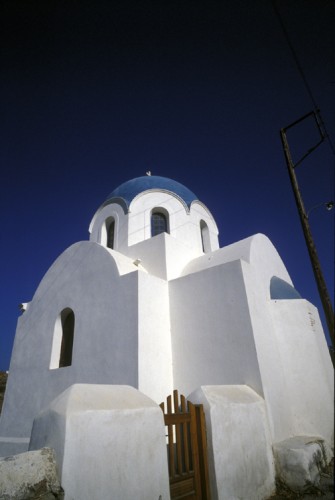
[
  {"xmin": 101, "ymin": 216, "xmax": 115, "ymax": 249},
  {"xmin": 151, "ymin": 208, "xmax": 170, "ymax": 237},
  {"xmin": 50, "ymin": 308, "xmax": 75, "ymax": 369},
  {"xmin": 270, "ymin": 276, "xmax": 302, "ymax": 300},
  {"xmin": 200, "ymin": 219, "xmax": 211, "ymax": 253}
]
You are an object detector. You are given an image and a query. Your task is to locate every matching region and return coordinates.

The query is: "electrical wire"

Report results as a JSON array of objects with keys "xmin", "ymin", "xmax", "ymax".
[{"xmin": 272, "ymin": 0, "xmax": 335, "ymax": 156}]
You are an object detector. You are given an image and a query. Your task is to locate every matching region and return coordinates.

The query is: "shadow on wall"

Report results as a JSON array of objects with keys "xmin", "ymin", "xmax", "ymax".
[{"xmin": 0, "ymin": 372, "xmax": 8, "ymax": 414}]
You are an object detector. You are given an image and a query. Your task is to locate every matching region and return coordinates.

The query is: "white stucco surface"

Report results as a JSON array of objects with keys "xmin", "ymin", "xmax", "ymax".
[
  {"xmin": 29, "ymin": 384, "xmax": 170, "ymax": 500},
  {"xmin": 188, "ymin": 385, "xmax": 276, "ymax": 500},
  {"xmin": 0, "ymin": 242, "xmax": 140, "ymax": 455},
  {"xmin": 268, "ymin": 300, "xmax": 334, "ymax": 444},
  {"xmin": 170, "ymin": 259, "xmax": 263, "ymax": 397},
  {"xmin": 137, "ymin": 272, "xmax": 173, "ymax": 402},
  {"xmin": 89, "ymin": 190, "xmax": 219, "ymax": 256},
  {"xmin": 0, "ymin": 176, "xmax": 333, "ymax": 496}
]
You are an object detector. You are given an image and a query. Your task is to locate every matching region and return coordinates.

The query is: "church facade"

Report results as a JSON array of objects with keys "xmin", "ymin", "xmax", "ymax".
[{"xmin": 0, "ymin": 175, "xmax": 333, "ymax": 497}]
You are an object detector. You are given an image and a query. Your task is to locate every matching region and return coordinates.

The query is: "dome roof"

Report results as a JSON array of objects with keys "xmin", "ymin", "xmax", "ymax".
[{"xmin": 105, "ymin": 176, "xmax": 198, "ymax": 209}]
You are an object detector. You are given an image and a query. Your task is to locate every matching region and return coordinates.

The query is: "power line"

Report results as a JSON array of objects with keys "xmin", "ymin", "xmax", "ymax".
[{"xmin": 272, "ymin": 0, "xmax": 335, "ymax": 156}]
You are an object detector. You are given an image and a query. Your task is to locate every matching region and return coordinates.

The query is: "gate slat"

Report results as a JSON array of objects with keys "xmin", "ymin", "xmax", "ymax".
[
  {"xmin": 195, "ymin": 405, "xmax": 211, "ymax": 499},
  {"xmin": 173, "ymin": 390, "xmax": 183, "ymax": 475},
  {"xmin": 188, "ymin": 401, "xmax": 202, "ymax": 498},
  {"xmin": 167, "ymin": 395, "xmax": 175, "ymax": 477},
  {"xmin": 181, "ymin": 394, "xmax": 190, "ymax": 472}
]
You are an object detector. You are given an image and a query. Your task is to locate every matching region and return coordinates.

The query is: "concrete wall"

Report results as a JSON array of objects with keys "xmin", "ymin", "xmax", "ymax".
[
  {"xmin": 239, "ymin": 234, "xmax": 334, "ymax": 447},
  {"xmin": 188, "ymin": 385, "xmax": 276, "ymax": 500},
  {"xmin": 123, "ymin": 231, "xmax": 212, "ymax": 281},
  {"xmin": 138, "ymin": 271, "xmax": 173, "ymax": 403},
  {"xmin": 269, "ymin": 300, "xmax": 334, "ymax": 445},
  {"xmin": 29, "ymin": 384, "xmax": 170, "ymax": 500},
  {"xmin": 0, "ymin": 242, "xmax": 140, "ymax": 456},
  {"xmin": 89, "ymin": 192, "xmax": 219, "ymax": 257},
  {"xmin": 89, "ymin": 202, "xmax": 128, "ymax": 251},
  {"xmin": 172, "ymin": 233, "xmax": 334, "ymax": 456},
  {"xmin": 169, "ymin": 259, "xmax": 263, "ymax": 398}
]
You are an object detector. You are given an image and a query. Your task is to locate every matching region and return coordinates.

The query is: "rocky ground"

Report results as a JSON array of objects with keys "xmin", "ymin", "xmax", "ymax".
[{"xmin": 269, "ymin": 458, "xmax": 334, "ymax": 500}]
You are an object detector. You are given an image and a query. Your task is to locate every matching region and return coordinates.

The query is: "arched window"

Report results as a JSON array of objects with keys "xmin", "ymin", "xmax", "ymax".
[
  {"xmin": 50, "ymin": 308, "xmax": 75, "ymax": 369},
  {"xmin": 100, "ymin": 216, "xmax": 116, "ymax": 249},
  {"xmin": 106, "ymin": 218, "xmax": 115, "ymax": 249},
  {"xmin": 200, "ymin": 220, "xmax": 211, "ymax": 253},
  {"xmin": 151, "ymin": 209, "xmax": 169, "ymax": 237},
  {"xmin": 59, "ymin": 309, "xmax": 75, "ymax": 367}
]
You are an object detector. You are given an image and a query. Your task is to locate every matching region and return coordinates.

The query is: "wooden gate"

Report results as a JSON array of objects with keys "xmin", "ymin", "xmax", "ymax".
[{"xmin": 160, "ymin": 390, "xmax": 210, "ymax": 500}]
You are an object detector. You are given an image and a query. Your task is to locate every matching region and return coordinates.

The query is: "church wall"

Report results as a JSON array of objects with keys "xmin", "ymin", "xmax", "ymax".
[
  {"xmin": 239, "ymin": 235, "xmax": 334, "ymax": 446},
  {"xmin": 128, "ymin": 191, "xmax": 219, "ymax": 253},
  {"xmin": 269, "ymin": 300, "xmax": 334, "ymax": 446},
  {"xmin": 188, "ymin": 385, "xmax": 276, "ymax": 500},
  {"xmin": 123, "ymin": 232, "xmax": 170, "ymax": 280},
  {"xmin": 29, "ymin": 385, "xmax": 170, "ymax": 500},
  {"xmin": 137, "ymin": 272, "xmax": 173, "ymax": 403},
  {"xmin": 89, "ymin": 202, "xmax": 128, "ymax": 250},
  {"xmin": 129, "ymin": 192, "xmax": 188, "ymax": 247},
  {"xmin": 0, "ymin": 242, "xmax": 140, "ymax": 456},
  {"xmin": 124, "ymin": 232, "xmax": 206, "ymax": 281},
  {"xmin": 190, "ymin": 200, "xmax": 219, "ymax": 253},
  {"xmin": 240, "ymin": 258, "xmax": 297, "ymax": 444},
  {"xmin": 164, "ymin": 234, "xmax": 202, "ymax": 280},
  {"xmin": 169, "ymin": 260, "xmax": 263, "ymax": 398}
]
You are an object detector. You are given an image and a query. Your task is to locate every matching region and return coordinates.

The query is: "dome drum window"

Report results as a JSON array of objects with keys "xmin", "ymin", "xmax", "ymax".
[
  {"xmin": 151, "ymin": 208, "xmax": 170, "ymax": 237},
  {"xmin": 106, "ymin": 218, "xmax": 115, "ymax": 249},
  {"xmin": 101, "ymin": 216, "xmax": 115, "ymax": 249},
  {"xmin": 200, "ymin": 220, "xmax": 211, "ymax": 253}
]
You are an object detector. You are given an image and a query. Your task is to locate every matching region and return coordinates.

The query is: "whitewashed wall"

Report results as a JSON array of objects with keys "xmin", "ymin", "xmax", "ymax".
[
  {"xmin": 0, "ymin": 242, "xmax": 140, "ymax": 455},
  {"xmin": 29, "ymin": 385, "xmax": 170, "ymax": 500},
  {"xmin": 89, "ymin": 192, "xmax": 219, "ymax": 256}
]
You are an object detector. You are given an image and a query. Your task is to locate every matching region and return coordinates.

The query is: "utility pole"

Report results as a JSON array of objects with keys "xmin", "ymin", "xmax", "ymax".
[{"xmin": 280, "ymin": 111, "xmax": 334, "ymax": 365}]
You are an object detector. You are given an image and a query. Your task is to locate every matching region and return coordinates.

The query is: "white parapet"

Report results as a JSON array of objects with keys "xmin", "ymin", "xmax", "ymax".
[
  {"xmin": 29, "ymin": 384, "xmax": 170, "ymax": 500},
  {"xmin": 188, "ymin": 385, "xmax": 276, "ymax": 500}
]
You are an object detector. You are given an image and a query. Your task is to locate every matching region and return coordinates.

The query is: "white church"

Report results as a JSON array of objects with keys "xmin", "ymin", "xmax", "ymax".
[{"xmin": 0, "ymin": 175, "xmax": 333, "ymax": 499}]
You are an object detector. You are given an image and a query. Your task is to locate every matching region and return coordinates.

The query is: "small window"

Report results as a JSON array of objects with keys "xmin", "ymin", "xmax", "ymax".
[
  {"xmin": 106, "ymin": 218, "xmax": 115, "ymax": 249},
  {"xmin": 151, "ymin": 209, "xmax": 169, "ymax": 237},
  {"xmin": 50, "ymin": 308, "xmax": 75, "ymax": 369},
  {"xmin": 200, "ymin": 220, "xmax": 210, "ymax": 253},
  {"xmin": 59, "ymin": 309, "xmax": 75, "ymax": 367}
]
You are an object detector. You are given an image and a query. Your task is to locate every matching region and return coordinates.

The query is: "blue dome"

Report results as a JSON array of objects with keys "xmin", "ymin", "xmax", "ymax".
[{"xmin": 106, "ymin": 176, "xmax": 198, "ymax": 209}]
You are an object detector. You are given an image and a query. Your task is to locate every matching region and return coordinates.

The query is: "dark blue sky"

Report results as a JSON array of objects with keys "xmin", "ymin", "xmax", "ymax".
[{"xmin": 1, "ymin": 0, "xmax": 334, "ymax": 370}]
